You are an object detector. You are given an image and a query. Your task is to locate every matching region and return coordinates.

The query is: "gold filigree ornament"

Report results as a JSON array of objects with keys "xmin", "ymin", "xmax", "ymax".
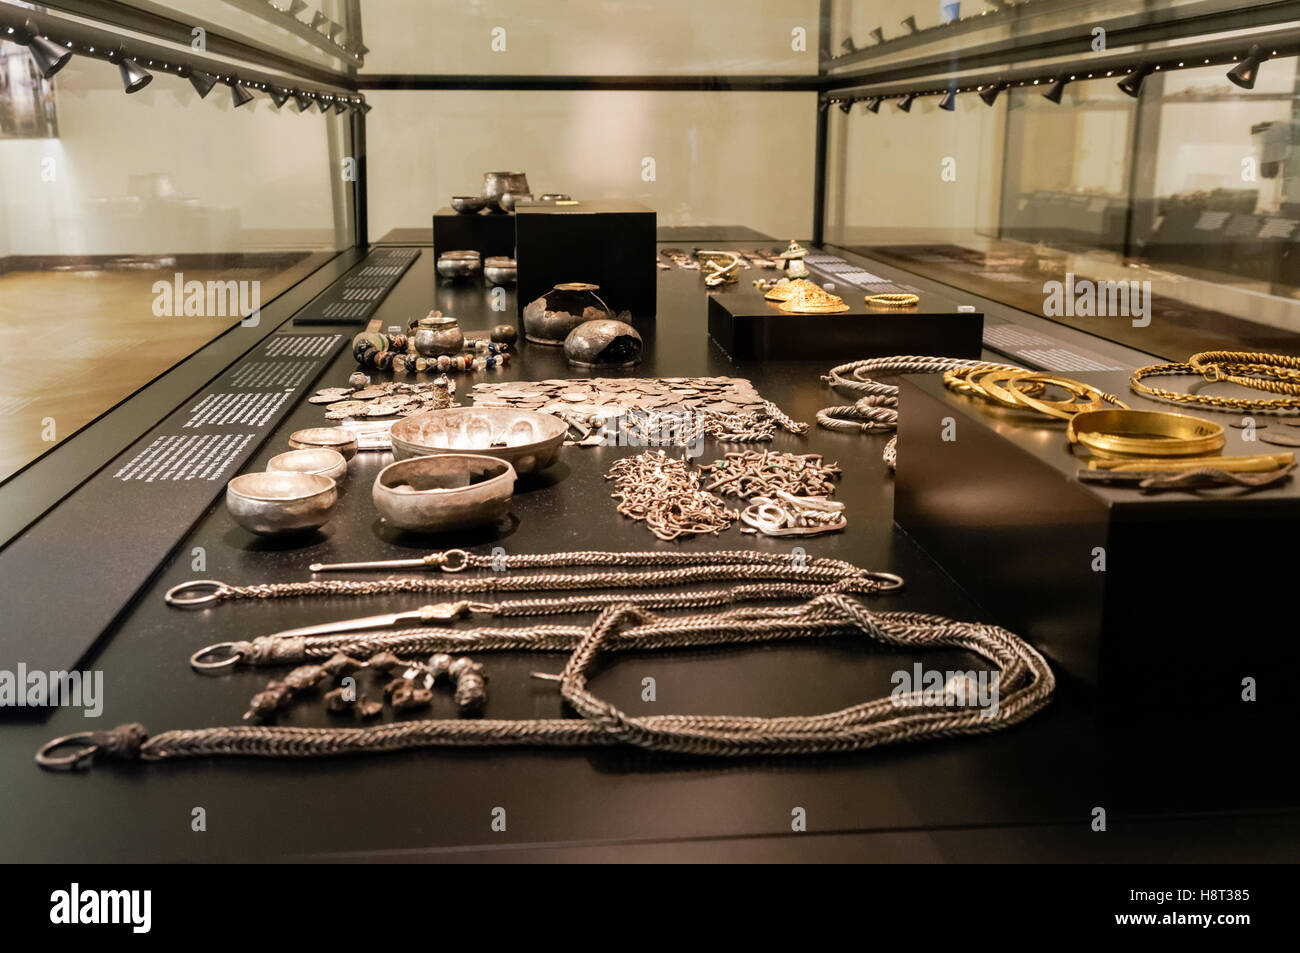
[
  {"xmin": 762, "ymin": 278, "xmax": 797, "ymax": 301},
  {"xmin": 777, "ymin": 280, "xmax": 850, "ymax": 314}
]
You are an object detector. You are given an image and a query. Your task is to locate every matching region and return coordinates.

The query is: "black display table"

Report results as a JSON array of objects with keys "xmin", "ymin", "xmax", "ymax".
[{"xmin": 2, "ymin": 244, "xmax": 1297, "ymax": 862}]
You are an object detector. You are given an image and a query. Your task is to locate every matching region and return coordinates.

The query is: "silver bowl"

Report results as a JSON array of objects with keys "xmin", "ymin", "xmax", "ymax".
[
  {"xmin": 373, "ymin": 454, "xmax": 516, "ymax": 533},
  {"xmin": 437, "ymin": 250, "xmax": 482, "ymax": 280},
  {"xmin": 226, "ymin": 471, "xmax": 337, "ymax": 536},
  {"xmin": 483, "ymin": 171, "xmax": 529, "ymax": 212},
  {"xmin": 522, "ymin": 282, "xmax": 614, "ymax": 345},
  {"xmin": 484, "ymin": 256, "xmax": 517, "ymax": 286},
  {"xmin": 564, "ymin": 318, "xmax": 643, "ymax": 368},
  {"xmin": 450, "ymin": 196, "xmax": 487, "ymax": 214},
  {"xmin": 390, "ymin": 407, "xmax": 566, "ymax": 474},
  {"xmin": 288, "ymin": 427, "xmax": 358, "ymax": 461},
  {"xmin": 539, "ymin": 193, "xmax": 571, "ymax": 202},
  {"xmin": 500, "ymin": 191, "xmax": 534, "ymax": 212},
  {"xmin": 267, "ymin": 448, "xmax": 348, "ymax": 484}
]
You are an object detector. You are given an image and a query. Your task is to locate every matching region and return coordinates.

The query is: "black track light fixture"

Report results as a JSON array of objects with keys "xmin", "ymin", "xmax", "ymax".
[
  {"xmin": 840, "ymin": 37, "xmax": 857, "ymax": 54},
  {"xmin": 310, "ymin": 11, "xmax": 328, "ymax": 31},
  {"xmin": 15, "ymin": 20, "xmax": 73, "ymax": 79},
  {"xmin": 897, "ymin": 92, "xmax": 916, "ymax": 112},
  {"xmin": 230, "ymin": 81, "xmax": 254, "ymax": 107},
  {"xmin": 334, "ymin": 99, "xmax": 348, "ymax": 114},
  {"xmin": 978, "ymin": 79, "xmax": 1007, "ymax": 105},
  {"xmin": 288, "ymin": 0, "xmax": 307, "ymax": 16},
  {"xmin": 864, "ymin": 97, "xmax": 882, "ymax": 114},
  {"xmin": 1043, "ymin": 74, "xmax": 1068, "ymax": 103},
  {"xmin": 361, "ymin": 100, "xmax": 372, "ymax": 114},
  {"xmin": 115, "ymin": 50, "xmax": 152, "ymax": 94},
  {"xmin": 268, "ymin": 87, "xmax": 289, "ymax": 108},
  {"xmin": 1117, "ymin": 63, "xmax": 1153, "ymax": 98},
  {"xmin": 869, "ymin": 27, "xmax": 885, "ymax": 44},
  {"xmin": 938, "ymin": 85, "xmax": 957, "ymax": 111},
  {"xmin": 293, "ymin": 91, "xmax": 312, "ymax": 112},
  {"xmin": 837, "ymin": 99, "xmax": 853, "ymax": 113},
  {"xmin": 901, "ymin": 15, "xmax": 918, "ymax": 34},
  {"xmin": 1227, "ymin": 44, "xmax": 1268, "ymax": 90},
  {"xmin": 327, "ymin": 22, "xmax": 345, "ymax": 41},
  {"xmin": 186, "ymin": 68, "xmax": 218, "ymax": 98}
]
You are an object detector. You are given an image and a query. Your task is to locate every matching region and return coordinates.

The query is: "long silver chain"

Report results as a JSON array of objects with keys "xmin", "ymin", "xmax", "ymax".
[
  {"xmin": 168, "ymin": 549, "xmax": 896, "ymax": 605},
  {"xmin": 38, "ymin": 594, "xmax": 1055, "ymax": 767}
]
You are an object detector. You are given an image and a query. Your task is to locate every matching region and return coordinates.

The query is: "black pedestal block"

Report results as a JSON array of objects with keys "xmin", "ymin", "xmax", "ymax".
[
  {"xmin": 432, "ymin": 207, "xmax": 516, "ymax": 258},
  {"xmin": 707, "ymin": 284, "xmax": 983, "ymax": 361},
  {"xmin": 894, "ymin": 371, "xmax": 1300, "ymax": 710},
  {"xmin": 515, "ymin": 200, "xmax": 656, "ymax": 318}
]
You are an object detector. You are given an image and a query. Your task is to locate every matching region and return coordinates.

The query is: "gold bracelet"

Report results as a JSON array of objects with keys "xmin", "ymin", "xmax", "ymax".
[
  {"xmin": 865, "ymin": 293, "xmax": 919, "ymax": 308},
  {"xmin": 1131, "ymin": 358, "xmax": 1300, "ymax": 414},
  {"xmin": 1188, "ymin": 350, "xmax": 1300, "ymax": 396},
  {"xmin": 1067, "ymin": 409, "xmax": 1226, "ymax": 458}
]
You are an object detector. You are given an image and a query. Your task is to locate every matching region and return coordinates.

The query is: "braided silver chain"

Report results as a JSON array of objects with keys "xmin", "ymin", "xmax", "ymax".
[
  {"xmin": 47, "ymin": 594, "xmax": 1054, "ymax": 766},
  {"xmin": 206, "ymin": 550, "xmax": 881, "ymax": 603}
]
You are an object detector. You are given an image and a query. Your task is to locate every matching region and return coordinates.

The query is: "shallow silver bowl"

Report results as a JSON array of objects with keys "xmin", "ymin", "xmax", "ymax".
[
  {"xmin": 450, "ymin": 196, "xmax": 487, "ymax": 214},
  {"xmin": 437, "ymin": 250, "xmax": 482, "ymax": 280},
  {"xmin": 390, "ymin": 407, "xmax": 566, "ymax": 474},
  {"xmin": 373, "ymin": 454, "xmax": 516, "ymax": 533},
  {"xmin": 484, "ymin": 256, "xmax": 517, "ymax": 286},
  {"xmin": 267, "ymin": 448, "xmax": 348, "ymax": 484},
  {"xmin": 226, "ymin": 471, "xmax": 337, "ymax": 536},
  {"xmin": 288, "ymin": 427, "xmax": 358, "ymax": 461}
]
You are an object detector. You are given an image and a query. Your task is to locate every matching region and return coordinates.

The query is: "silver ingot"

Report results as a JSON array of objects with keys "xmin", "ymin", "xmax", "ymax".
[
  {"xmin": 225, "ymin": 471, "xmax": 337, "ymax": 536},
  {"xmin": 266, "ymin": 448, "xmax": 349, "ymax": 484},
  {"xmin": 482, "ymin": 171, "xmax": 529, "ymax": 212},
  {"xmin": 414, "ymin": 315, "xmax": 465, "ymax": 356},
  {"xmin": 372, "ymin": 454, "xmax": 516, "ymax": 533},
  {"xmin": 522, "ymin": 282, "xmax": 614, "ymax": 346},
  {"xmin": 436, "ymin": 250, "xmax": 481, "ymax": 280},
  {"xmin": 483, "ymin": 256, "xmax": 517, "ymax": 286},
  {"xmin": 390, "ymin": 407, "xmax": 566, "ymax": 474},
  {"xmin": 563, "ymin": 319, "xmax": 643, "ymax": 369}
]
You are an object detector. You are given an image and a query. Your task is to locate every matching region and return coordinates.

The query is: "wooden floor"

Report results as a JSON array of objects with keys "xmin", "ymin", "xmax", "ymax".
[{"xmin": 0, "ymin": 264, "xmax": 310, "ymax": 482}]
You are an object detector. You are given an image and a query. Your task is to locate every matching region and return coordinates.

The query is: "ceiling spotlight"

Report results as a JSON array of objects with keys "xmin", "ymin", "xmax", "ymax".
[
  {"xmin": 901, "ymin": 15, "xmax": 918, "ymax": 34},
  {"xmin": 310, "ymin": 11, "xmax": 328, "ymax": 31},
  {"xmin": 864, "ymin": 97, "xmax": 882, "ymax": 113},
  {"xmin": 897, "ymin": 92, "xmax": 916, "ymax": 112},
  {"xmin": 230, "ymin": 82, "xmax": 254, "ymax": 107},
  {"xmin": 186, "ymin": 68, "xmax": 218, "ymax": 98},
  {"xmin": 869, "ymin": 27, "xmax": 885, "ymax": 44},
  {"xmin": 15, "ymin": 20, "xmax": 73, "ymax": 79},
  {"xmin": 837, "ymin": 99, "xmax": 853, "ymax": 113},
  {"xmin": 334, "ymin": 99, "xmax": 348, "ymax": 114},
  {"xmin": 361, "ymin": 100, "xmax": 372, "ymax": 114},
  {"xmin": 1227, "ymin": 44, "xmax": 1268, "ymax": 90},
  {"xmin": 269, "ymin": 87, "xmax": 289, "ymax": 108},
  {"xmin": 288, "ymin": 0, "xmax": 307, "ymax": 15},
  {"xmin": 293, "ymin": 91, "xmax": 312, "ymax": 111},
  {"xmin": 979, "ymin": 79, "xmax": 1008, "ymax": 105},
  {"xmin": 840, "ymin": 37, "xmax": 857, "ymax": 54},
  {"xmin": 1042, "ymin": 74, "xmax": 1068, "ymax": 103},
  {"xmin": 116, "ymin": 51, "xmax": 152, "ymax": 94},
  {"xmin": 1117, "ymin": 63, "xmax": 1153, "ymax": 98},
  {"xmin": 327, "ymin": 22, "xmax": 345, "ymax": 41},
  {"xmin": 938, "ymin": 85, "xmax": 957, "ymax": 111}
]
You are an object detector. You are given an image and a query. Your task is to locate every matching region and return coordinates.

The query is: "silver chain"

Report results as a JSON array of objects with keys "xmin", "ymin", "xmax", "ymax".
[{"xmin": 38, "ymin": 594, "xmax": 1055, "ymax": 767}]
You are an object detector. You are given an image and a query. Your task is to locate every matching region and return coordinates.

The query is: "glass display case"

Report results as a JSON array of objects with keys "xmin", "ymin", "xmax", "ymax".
[{"xmin": 2, "ymin": 0, "xmax": 1299, "ymax": 878}]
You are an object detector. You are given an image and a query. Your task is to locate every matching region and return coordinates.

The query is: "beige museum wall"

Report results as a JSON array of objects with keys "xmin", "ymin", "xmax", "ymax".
[
  {"xmin": 359, "ymin": 0, "xmax": 821, "ymax": 76},
  {"xmin": 364, "ymin": 88, "xmax": 817, "ymax": 240}
]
